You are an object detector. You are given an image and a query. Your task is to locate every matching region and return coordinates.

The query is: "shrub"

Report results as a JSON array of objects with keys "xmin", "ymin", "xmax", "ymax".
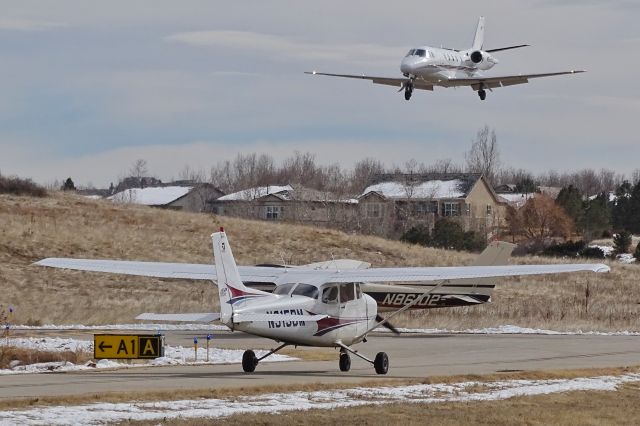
[
  {"xmin": 400, "ymin": 225, "xmax": 431, "ymax": 246},
  {"xmin": 542, "ymin": 240, "xmax": 586, "ymax": 257},
  {"xmin": 579, "ymin": 246, "xmax": 605, "ymax": 259},
  {"xmin": 0, "ymin": 173, "xmax": 47, "ymax": 197},
  {"xmin": 613, "ymin": 231, "xmax": 632, "ymax": 254},
  {"xmin": 430, "ymin": 219, "xmax": 464, "ymax": 250},
  {"xmin": 634, "ymin": 243, "xmax": 640, "ymax": 261}
]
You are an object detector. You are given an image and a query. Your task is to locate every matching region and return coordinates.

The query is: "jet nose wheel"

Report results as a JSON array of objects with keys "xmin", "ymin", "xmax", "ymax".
[
  {"xmin": 404, "ymin": 86, "xmax": 413, "ymax": 101},
  {"xmin": 374, "ymin": 352, "xmax": 389, "ymax": 375},
  {"xmin": 339, "ymin": 352, "xmax": 351, "ymax": 372},
  {"xmin": 242, "ymin": 349, "xmax": 258, "ymax": 373},
  {"xmin": 478, "ymin": 89, "xmax": 487, "ymax": 101}
]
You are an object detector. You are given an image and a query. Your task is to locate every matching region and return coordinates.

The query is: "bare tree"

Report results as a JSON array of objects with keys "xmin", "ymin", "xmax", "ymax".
[
  {"xmin": 178, "ymin": 164, "xmax": 206, "ymax": 183},
  {"xmin": 465, "ymin": 125, "xmax": 500, "ymax": 184},
  {"xmin": 130, "ymin": 159, "xmax": 148, "ymax": 188},
  {"xmin": 350, "ymin": 158, "xmax": 385, "ymax": 194}
]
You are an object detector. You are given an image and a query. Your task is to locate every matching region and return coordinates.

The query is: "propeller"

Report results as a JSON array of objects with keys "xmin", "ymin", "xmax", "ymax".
[{"xmin": 376, "ymin": 314, "xmax": 400, "ymax": 335}]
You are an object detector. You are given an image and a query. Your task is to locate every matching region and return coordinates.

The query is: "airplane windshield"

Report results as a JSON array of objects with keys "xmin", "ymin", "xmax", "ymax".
[
  {"xmin": 405, "ymin": 49, "xmax": 415, "ymax": 57},
  {"xmin": 415, "ymin": 49, "xmax": 426, "ymax": 57},
  {"xmin": 292, "ymin": 283, "xmax": 319, "ymax": 299},
  {"xmin": 339, "ymin": 283, "xmax": 355, "ymax": 303},
  {"xmin": 273, "ymin": 283, "xmax": 296, "ymax": 296}
]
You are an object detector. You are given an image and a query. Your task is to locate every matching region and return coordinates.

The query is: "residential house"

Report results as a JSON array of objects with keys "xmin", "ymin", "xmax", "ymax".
[
  {"xmin": 109, "ymin": 183, "xmax": 224, "ymax": 212},
  {"xmin": 357, "ymin": 173, "xmax": 508, "ymax": 238}
]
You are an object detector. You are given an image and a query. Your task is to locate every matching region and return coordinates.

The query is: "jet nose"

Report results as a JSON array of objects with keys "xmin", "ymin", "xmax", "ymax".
[{"xmin": 400, "ymin": 60, "xmax": 413, "ymax": 75}]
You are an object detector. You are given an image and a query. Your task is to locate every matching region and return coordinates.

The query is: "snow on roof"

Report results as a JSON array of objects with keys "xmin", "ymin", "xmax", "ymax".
[
  {"xmin": 109, "ymin": 186, "xmax": 192, "ymax": 206},
  {"xmin": 362, "ymin": 180, "xmax": 466, "ymax": 200},
  {"xmin": 498, "ymin": 192, "xmax": 536, "ymax": 208},
  {"xmin": 218, "ymin": 185, "xmax": 293, "ymax": 201}
]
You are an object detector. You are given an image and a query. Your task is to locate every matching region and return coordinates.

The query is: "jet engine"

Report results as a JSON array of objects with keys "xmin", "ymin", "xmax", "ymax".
[{"xmin": 470, "ymin": 50, "xmax": 484, "ymax": 64}]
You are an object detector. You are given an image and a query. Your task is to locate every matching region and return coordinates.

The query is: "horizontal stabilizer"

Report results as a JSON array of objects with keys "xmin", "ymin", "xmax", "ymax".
[
  {"xmin": 233, "ymin": 313, "xmax": 327, "ymax": 323},
  {"xmin": 486, "ymin": 44, "xmax": 530, "ymax": 53},
  {"xmin": 136, "ymin": 312, "xmax": 220, "ymax": 322}
]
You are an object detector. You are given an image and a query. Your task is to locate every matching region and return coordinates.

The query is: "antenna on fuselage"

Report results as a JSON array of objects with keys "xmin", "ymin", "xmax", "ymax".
[
  {"xmin": 280, "ymin": 252, "xmax": 288, "ymax": 272},
  {"xmin": 330, "ymin": 252, "xmax": 340, "ymax": 273}
]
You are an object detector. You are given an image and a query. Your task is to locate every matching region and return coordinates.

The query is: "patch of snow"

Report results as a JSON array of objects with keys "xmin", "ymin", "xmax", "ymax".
[
  {"xmin": 362, "ymin": 180, "xmax": 465, "ymax": 199},
  {"xmin": 617, "ymin": 253, "xmax": 636, "ymax": 264},
  {"xmin": 2, "ymin": 373, "xmax": 638, "ymax": 425},
  {"xmin": 589, "ymin": 244, "xmax": 614, "ymax": 257},
  {"xmin": 0, "ymin": 337, "xmax": 293, "ymax": 375},
  {"xmin": 218, "ymin": 185, "xmax": 292, "ymax": 201},
  {"xmin": 497, "ymin": 192, "xmax": 535, "ymax": 208},
  {"xmin": 108, "ymin": 186, "xmax": 192, "ymax": 206}
]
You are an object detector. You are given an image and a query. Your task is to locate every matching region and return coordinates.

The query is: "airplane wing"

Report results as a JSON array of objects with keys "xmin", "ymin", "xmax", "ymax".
[
  {"xmin": 270, "ymin": 263, "xmax": 609, "ymax": 285},
  {"xmin": 439, "ymin": 70, "xmax": 585, "ymax": 90},
  {"xmin": 304, "ymin": 71, "xmax": 434, "ymax": 91},
  {"xmin": 136, "ymin": 312, "xmax": 220, "ymax": 322},
  {"xmin": 35, "ymin": 258, "xmax": 609, "ymax": 285}
]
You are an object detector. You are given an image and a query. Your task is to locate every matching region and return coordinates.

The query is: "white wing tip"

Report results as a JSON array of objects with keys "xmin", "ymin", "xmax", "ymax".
[{"xmin": 594, "ymin": 264, "xmax": 610, "ymax": 273}]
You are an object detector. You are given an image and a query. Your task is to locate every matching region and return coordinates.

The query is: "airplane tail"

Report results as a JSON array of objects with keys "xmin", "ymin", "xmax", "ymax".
[
  {"xmin": 472, "ymin": 16, "xmax": 485, "ymax": 50},
  {"xmin": 212, "ymin": 228, "xmax": 268, "ymax": 325},
  {"xmin": 448, "ymin": 241, "xmax": 515, "ymax": 286}
]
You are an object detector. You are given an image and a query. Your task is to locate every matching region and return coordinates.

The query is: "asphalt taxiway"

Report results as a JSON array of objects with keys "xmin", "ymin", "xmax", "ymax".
[{"xmin": 1, "ymin": 330, "xmax": 639, "ymax": 400}]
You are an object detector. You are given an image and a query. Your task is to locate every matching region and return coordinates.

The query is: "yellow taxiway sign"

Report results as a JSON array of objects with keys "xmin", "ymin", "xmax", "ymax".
[{"xmin": 94, "ymin": 334, "xmax": 162, "ymax": 359}]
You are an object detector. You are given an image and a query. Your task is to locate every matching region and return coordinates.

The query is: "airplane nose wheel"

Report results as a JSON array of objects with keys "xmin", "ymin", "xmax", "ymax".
[
  {"xmin": 339, "ymin": 351, "xmax": 351, "ymax": 372},
  {"xmin": 242, "ymin": 349, "xmax": 258, "ymax": 373},
  {"xmin": 478, "ymin": 89, "xmax": 487, "ymax": 101},
  {"xmin": 404, "ymin": 85, "xmax": 413, "ymax": 101}
]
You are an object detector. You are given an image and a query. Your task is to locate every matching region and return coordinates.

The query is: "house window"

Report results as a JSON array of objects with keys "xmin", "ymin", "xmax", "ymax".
[
  {"xmin": 430, "ymin": 201, "xmax": 439, "ymax": 215},
  {"xmin": 443, "ymin": 202, "xmax": 460, "ymax": 217},
  {"xmin": 465, "ymin": 203, "xmax": 471, "ymax": 216},
  {"xmin": 414, "ymin": 202, "xmax": 430, "ymax": 216},
  {"xmin": 366, "ymin": 203, "xmax": 383, "ymax": 218},
  {"xmin": 265, "ymin": 205, "xmax": 282, "ymax": 220},
  {"xmin": 486, "ymin": 205, "xmax": 492, "ymax": 216}
]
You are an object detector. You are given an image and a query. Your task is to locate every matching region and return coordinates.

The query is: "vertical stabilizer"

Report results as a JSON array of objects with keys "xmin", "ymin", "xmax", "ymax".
[
  {"xmin": 212, "ymin": 228, "xmax": 266, "ymax": 325},
  {"xmin": 472, "ymin": 16, "xmax": 485, "ymax": 50}
]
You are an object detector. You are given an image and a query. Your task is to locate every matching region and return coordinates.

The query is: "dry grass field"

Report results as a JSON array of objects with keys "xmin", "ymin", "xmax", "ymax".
[{"xmin": 0, "ymin": 192, "xmax": 638, "ymax": 331}]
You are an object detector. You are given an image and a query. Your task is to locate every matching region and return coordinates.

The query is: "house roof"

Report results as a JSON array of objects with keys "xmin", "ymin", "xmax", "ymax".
[
  {"xmin": 109, "ymin": 186, "xmax": 193, "ymax": 206},
  {"xmin": 217, "ymin": 185, "xmax": 293, "ymax": 201},
  {"xmin": 361, "ymin": 174, "xmax": 484, "ymax": 200}
]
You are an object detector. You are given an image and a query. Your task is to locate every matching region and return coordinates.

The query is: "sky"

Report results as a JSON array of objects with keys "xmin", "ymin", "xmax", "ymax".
[{"xmin": 0, "ymin": 0, "xmax": 638, "ymax": 187}]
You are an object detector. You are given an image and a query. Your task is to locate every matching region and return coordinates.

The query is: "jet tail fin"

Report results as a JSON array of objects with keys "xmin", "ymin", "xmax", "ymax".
[{"xmin": 472, "ymin": 16, "xmax": 485, "ymax": 50}]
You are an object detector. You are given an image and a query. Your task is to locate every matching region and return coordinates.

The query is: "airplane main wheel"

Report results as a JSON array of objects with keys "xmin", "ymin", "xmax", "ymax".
[
  {"xmin": 339, "ymin": 353, "xmax": 351, "ymax": 372},
  {"xmin": 404, "ymin": 89, "xmax": 412, "ymax": 101},
  {"xmin": 374, "ymin": 352, "xmax": 389, "ymax": 375},
  {"xmin": 242, "ymin": 350, "xmax": 258, "ymax": 373},
  {"xmin": 478, "ymin": 89, "xmax": 486, "ymax": 101}
]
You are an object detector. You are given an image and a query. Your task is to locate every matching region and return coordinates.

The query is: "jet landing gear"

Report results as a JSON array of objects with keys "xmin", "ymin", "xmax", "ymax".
[
  {"xmin": 242, "ymin": 343, "xmax": 289, "ymax": 373},
  {"xmin": 478, "ymin": 88, "xmax": 487, "ymax": 101},
  {"xmin": 404, "ymin": 84, "xmax": 413, "ymax": 101},
  {"xmin": 336, "ymin": 343, "xmax": 389, "ymax": 375}
]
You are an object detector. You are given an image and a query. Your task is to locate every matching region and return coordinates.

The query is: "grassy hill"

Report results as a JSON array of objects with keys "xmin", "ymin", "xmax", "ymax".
[{"xmin": 0, "ymin": 192, "xmax": 637, "ymax": 331}]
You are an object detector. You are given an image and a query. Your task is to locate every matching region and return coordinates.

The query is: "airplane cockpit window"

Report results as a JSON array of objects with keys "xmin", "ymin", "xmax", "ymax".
[
  {"xmin": 415, "ymin": 49, "xmax": 426, "ymax": 57},
  {"xmin": 355, "ymin": 283, "xmax": 362, "ymax": 299},
  {"xmin": 273, "ymin": 283, "xmax": 296, "ymax": 296},
  {"xmin": 292, "ymin": 283, "xmax": 319, "ymax": 299},
  {"xmin": 405, "ymin": 49, "xmax": 416, "ymax": 57},
  {"xmin": 339, "ymin": 283, "xmax": 356, "ymax": 303},
  {"xmin": 322, "ymin": 285, "xmax": 339, "ymax": 304}
]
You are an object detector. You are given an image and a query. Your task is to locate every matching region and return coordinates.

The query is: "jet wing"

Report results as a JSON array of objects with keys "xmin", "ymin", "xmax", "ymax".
[
  {"xmin": 439, "ymin": 70, "xmax": 585, "ymax": 90},
  {"xmin": 304, "ymin": 71, "xmax": 434, "ymax": 91}
]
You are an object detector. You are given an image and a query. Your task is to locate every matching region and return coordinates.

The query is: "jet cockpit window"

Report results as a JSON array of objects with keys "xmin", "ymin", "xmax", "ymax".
[
  {"xmin": 322, "ymin": 285, "xmax": 339, "ymax": 304},
  {"xmin": 405, "ymin": 49, "xmax": 416, "ymax": 57},
  {"xmin": 292, "ymin": 283, "xmax": 319, "ymax": 299},
  {"xmin": 415, "ymin": 49, "xmax": 426, "ymax": 57},
  {"xmin": 273, "ymin": 283, "xmax": 296, "ymax": 296},
  {"xmin": 339, "ymin": 283, "xmax": 356, "ymax": 303}
]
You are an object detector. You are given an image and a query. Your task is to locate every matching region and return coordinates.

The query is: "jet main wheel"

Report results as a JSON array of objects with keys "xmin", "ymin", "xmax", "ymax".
[
  {"xmin": 242, "ymin": 349, "xmax": 258, "ymax": 373},
  {"xmin": 374, "ymin": 352, "xmax": 389, "ymax": 375},
  {"xmin": 339, "ymin": 353, "xmax": 351, "ymax": 372},
  {"xmin": 478, "ymin": 89, "xmax": 487, "ymax": 101},
  {"xmin": 404, "ymin": 88, "xmax": 412, "ymax": 100}
]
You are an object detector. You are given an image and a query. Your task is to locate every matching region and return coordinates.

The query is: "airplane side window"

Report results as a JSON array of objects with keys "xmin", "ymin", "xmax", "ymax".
[
  {"xmin": 355, "ymin": 283, "xmax": 362, "ymax": 299},
  {"xmin": 339, "ymin": 283, "xmax": 355, "ymax": 303},
  {"xmin": 322, "ymin": 286, "xmax": 338, "ymax": 304},
  {"xmin": 292, "ymin": 283, "xmax": 319, "ymax": 299}
]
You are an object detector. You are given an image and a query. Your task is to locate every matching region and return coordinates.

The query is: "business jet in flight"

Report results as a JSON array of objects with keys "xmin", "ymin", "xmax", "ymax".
[{"xmin": 306, "ymin": 17, "xmax": 584, "ymax": 101}]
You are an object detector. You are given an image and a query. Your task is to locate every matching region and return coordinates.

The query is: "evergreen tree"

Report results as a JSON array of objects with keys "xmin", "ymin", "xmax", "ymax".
[
  {"xmin": 61, "ymin": 177, "xmax": 76, "ymax": 191},
  {"xmin": 579, "ymin": 193, "xmax": 610, "ymax": 242},
  {"xmin": 634, "ymin": 242, "xmax": 640, "ymax": 261},
  {"xmin": 627, "ymin": 182, "xmax": 640, "ymax": 234},
  {"xmin": 400, "ymin": 225, "xmax": 431, "ymax": 246},
  {"xmin": 430, "ymin": 219, "xmax": 464, "ymax": 250},
  {"xmin": 612, "ymin": 181, "xmax": 632, "ymax": 230},
  {"xmin": 613, "ymin": 231, "xmax": 632, "ymax": 255},
  {"xmin": 556, "ymin": 185, "xmax": 583, "ymax": 225},
  {"xmin": 515, "ymin": 177, "xmax": 536, "ymax": 193}
]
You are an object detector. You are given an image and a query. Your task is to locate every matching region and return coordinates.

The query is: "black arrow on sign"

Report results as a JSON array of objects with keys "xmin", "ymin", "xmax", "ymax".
[{"xmin": 98, "ymin": 341, "xmax": 113, "ymax": 352}]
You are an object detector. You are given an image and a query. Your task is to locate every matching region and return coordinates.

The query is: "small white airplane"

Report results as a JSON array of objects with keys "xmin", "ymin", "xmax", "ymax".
[
  {"xmin": 35, "ymin": 229, "xmax": 609, "ymax": 375},
  {"xmin": 306, "ymin": 17, "xmax": 584, "ymax": 101}
]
